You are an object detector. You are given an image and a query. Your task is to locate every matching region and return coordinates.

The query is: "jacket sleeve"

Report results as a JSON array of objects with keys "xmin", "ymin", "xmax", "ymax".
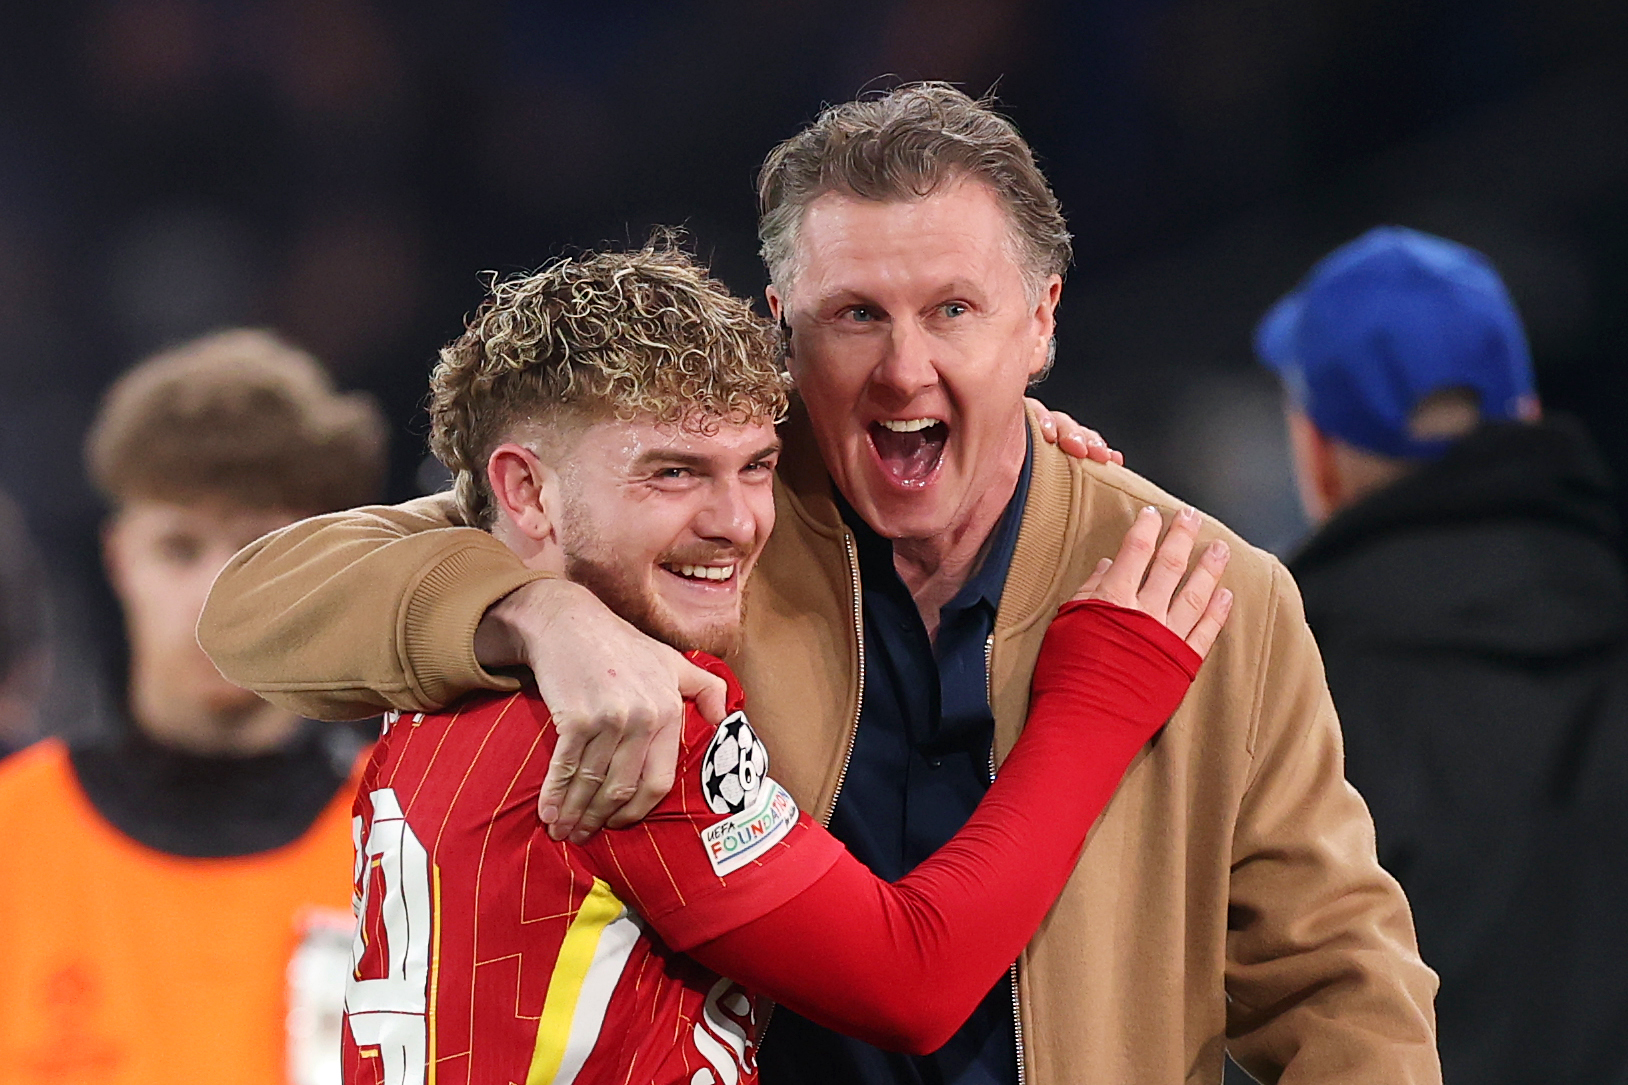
[
  {"xmin": 197, "ymin": 493, "xmax": 550, "ymax": 720},
  {"xmin": 1224, "ymin": 562, "xmax": 1441, "ymax": 1084}
]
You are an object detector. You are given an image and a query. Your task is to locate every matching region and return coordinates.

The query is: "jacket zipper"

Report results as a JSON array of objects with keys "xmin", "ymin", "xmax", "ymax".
[
  {"xmin": 823, "ymin": 528, "xmax": 866, "ymax": 828},
  {"xmin": 757, "ymin": 528, "xmax": 867, "ymax": 1055},
  {"xmin": 987, "ymin": 632, "xmax": 1027, "ymax": 1085}
]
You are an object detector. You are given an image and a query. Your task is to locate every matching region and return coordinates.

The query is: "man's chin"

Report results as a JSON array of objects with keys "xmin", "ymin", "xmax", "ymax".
[
  {"xmin": 564, "ymin": 551, "xmax": 745, "ymax": 658},
  {"xmin": 847, "ymin": 483, "xmax": 959, "ymax": 541},
  {"xmin": 641, "ymin": 600, "xmax": 744, "ymax": 658},
  {"xmin": 654, "ymin": 621, "xmax": 742, "ymax": 659}
]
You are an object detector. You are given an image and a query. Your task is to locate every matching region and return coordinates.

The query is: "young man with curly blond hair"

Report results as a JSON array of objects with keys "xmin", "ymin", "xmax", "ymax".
[
  {"xmin": 338, "ymin": 241, "xmax": 1228, "ymax": 1085},
  {"xmin": 0, "ymin": 329, "xmax": 387, "ymax": 1085},
  {"xmin": 205, "ymin": 86, "xmax": 1439, "ymax": 1084}
]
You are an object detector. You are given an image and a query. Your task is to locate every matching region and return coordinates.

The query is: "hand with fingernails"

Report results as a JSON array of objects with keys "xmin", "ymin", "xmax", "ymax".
[
  {"xmin": 1076, "ymin": 505, "xmax": 1232, "ymax": 658},
  {"xmin": 1028, "ymin": 397, "xmax": 1125, "ymax": 467}
]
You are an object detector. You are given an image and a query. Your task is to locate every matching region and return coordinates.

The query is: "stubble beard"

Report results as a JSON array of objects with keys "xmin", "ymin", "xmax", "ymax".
[{"xmin": 562, "ymin": 545, "xmax": 745, "ymax": 660}]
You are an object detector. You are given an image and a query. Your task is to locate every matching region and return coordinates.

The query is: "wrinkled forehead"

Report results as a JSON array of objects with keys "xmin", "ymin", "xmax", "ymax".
[{"xmin": 783, "ymin": 181, "xmax": 1031, "ymax": 299}]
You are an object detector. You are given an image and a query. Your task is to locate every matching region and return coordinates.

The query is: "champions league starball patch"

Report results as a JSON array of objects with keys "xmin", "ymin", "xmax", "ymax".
[
  {"xmin": 699, "ymin": 711, "xmax": 799, "ymax": 876},
  {"xmin": 700, "ymin": 711, "xmax": 769, "ymax": 815}
]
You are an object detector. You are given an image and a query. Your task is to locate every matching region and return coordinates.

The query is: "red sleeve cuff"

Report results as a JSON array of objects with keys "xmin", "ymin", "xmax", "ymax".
[
  {"xmin": 644, "ymin": 814, "xmax": 847, "ymax": 952},
  {"xmin": 1051, "ymin": 598, "xmax": 1203, "ymax": 678}
]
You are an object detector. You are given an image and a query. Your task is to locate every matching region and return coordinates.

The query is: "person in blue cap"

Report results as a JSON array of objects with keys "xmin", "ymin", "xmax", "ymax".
[{"xmin": 1258, "ymin": 225, "xmax": 1628, "ymax": 1085}]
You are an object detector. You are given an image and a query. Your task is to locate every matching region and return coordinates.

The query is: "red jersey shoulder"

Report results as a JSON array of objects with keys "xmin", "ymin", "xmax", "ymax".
[
  {"xmin": 379, "ymin": 687, "xmax": 553, "ymax": 741},
  {"xmin": 578, "ymin": 652, "xmax": 843, "ymax": 955}
]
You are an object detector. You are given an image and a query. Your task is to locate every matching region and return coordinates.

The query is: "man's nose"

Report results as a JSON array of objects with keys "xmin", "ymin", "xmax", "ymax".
[
  {"xmin": 871, "ymin": 317, "xmax": 939, "ymax": 402},
  {"xmin": 694, "ymin": 479, "xmax": 759, "ymax": 550}
]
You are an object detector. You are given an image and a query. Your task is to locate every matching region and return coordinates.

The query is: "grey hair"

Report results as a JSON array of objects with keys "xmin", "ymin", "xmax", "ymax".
[{"xmin": 757, "ymin": 82, "xmax": 1072, "ymax": 303}]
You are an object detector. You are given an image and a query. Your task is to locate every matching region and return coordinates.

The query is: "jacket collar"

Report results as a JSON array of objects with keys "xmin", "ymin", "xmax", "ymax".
[
  {"xmin": 996, "ymin": 405, "xmax": 1082, "ymax": 637},
  {"xmin": 771, "ymin": 398, "xmax": 846, "ymax": 542}
]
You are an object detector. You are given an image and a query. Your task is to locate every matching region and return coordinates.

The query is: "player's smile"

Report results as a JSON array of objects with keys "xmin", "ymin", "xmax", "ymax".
[
  {"xmin": 558, "ymin": 416, "xmax": 779, "ymax": 656},
  {"xmin": 654, "ymin": 555, "xmax": 745, "ymax": 620},
  {"xmin": 660, "ymin": 561, "xmax": 739, "ymax": 584},
  {"xmin": 650, "ymin": 547, "xmax": 751, "ymax": 635}
]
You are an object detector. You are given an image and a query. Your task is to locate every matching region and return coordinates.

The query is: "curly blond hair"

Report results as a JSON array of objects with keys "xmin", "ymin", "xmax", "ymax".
[
  {"xmin": 428, "ymin": 240, "xmax": 789, "ymax": 528},
  {"xmin": 87, "ymin": 329, "xmax": 387, "ymax": 514}
]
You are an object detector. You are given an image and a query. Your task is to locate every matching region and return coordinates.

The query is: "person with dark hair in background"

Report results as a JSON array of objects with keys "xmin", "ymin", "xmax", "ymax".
[
  {"xmin": 0, "ymin": 330, "xmax": 388, "ymax": 1085},
  {"xmin": 1258, "ymin": 225, "xmax": 1628, "ymax": 1085},
  {"xmin": 0, "ymin": 489, "xmax": 49, "ymax": 756}
]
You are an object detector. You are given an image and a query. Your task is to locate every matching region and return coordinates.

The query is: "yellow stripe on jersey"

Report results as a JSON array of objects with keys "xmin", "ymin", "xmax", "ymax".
[
  {"xmin": 429, "ymin": 863, "xmax": 442, "ymax": 1085},
  {"xmin": 527, "ymin": 878, "xmax": 642, "ymax": 1085}
]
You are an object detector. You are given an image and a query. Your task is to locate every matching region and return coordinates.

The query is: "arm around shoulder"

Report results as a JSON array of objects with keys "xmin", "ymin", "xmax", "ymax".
[
  {"xmin": 199, "ymin": 492, "xmax": 548, "ymax": 720},
  {"xmin": 1225, "ymin": 562, "xmax": 1441, "ymax": 1085}
]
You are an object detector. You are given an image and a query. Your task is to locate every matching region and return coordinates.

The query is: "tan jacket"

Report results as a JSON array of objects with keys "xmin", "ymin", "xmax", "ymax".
[{"xmin": 201, "ymin": 410, "xmax": 1440, "ymax": 1084}]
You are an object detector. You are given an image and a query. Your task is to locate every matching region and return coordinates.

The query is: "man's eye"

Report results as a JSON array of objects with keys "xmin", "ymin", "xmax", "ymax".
[
  {"xmin": 658, "ymin": 468, "xmax": 690, "ymax": 480},
  {"xmin": 158, "ymin": 536, "xmax": 203, "ymax": 564},
  {"xmin": 846, "ymin": 306, "xmax": 876, "ymax": 323},
  {"xmin": 942, "ymin": 302, "xmax": 968, "ymax": 318}
]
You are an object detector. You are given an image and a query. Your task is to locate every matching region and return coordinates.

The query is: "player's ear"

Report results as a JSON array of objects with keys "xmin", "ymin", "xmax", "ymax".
[
  {"xmin": 1027, "ymin": 274, "xmax": 1063, "ymax": 377},
  {"xmin": 100, "ymin": 512, "xmax": 133, "ymax": 599},
  {"xmin": 766, "ymin": 285, "xmax": 795, "ymax": 365},
  {"xmin": 487, "ymin": 443, "xmax": 562, "ymax": 545}
]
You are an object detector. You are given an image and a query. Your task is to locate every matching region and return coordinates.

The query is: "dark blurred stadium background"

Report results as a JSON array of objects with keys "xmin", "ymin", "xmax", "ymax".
[{"xmin": 1, "ymin": 0, "xmax": 1625, "ymax": 728}]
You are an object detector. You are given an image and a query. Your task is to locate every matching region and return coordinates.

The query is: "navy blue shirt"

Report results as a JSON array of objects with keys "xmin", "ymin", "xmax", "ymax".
[{"xmin": 758, "ymin": 439, "xmax": 1033, "ymax": 1085}]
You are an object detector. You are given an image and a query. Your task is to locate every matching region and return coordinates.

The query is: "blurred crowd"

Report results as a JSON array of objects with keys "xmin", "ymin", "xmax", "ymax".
[{"xmin": 0, "ymin": 1, "xmax": 1625, "ymax": 1083}]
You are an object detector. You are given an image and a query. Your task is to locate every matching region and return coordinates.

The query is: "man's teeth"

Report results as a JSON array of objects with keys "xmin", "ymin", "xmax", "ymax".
[
  {"xmin": 877, "ymin": 418, "xmax": 940, "ymax": 433},
  {"xmin": 667, "ymin": 564, "xmax": 735, "ymax": 581}
]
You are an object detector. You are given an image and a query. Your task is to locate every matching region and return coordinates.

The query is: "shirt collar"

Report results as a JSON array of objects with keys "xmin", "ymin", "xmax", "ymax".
[{"xmin": 946, "ymin": 431, "xmax": 1033, "ymax": 617}]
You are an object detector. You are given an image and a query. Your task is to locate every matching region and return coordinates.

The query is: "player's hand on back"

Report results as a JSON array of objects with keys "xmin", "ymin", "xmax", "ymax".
[
  {"xmin": 476, "ymin": 578, "xmax": 729, "ymax": 843},
  {"xmin": 1073, "ymin": 506, "xmax": 1233, "ymax": 659}
]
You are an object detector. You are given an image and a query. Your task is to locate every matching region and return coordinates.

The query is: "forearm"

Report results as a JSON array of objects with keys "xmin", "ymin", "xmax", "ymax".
[
  {"xmin": 198, "ymin": 493, "xmax": 544, "ymax": 719},
  {"xmin": 689, "ymin": 603, "xmax": 1198, "ymax": 1053}
]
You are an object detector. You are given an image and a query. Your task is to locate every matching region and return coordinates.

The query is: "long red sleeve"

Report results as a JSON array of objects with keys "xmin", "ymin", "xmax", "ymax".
[{"xmin": 684, "ymin": 600, "xmax": 1202, "ymax": 1054}]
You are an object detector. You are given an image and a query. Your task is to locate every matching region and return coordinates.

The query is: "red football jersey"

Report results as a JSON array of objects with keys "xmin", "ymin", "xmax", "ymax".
[{"xmin": 341, "ymin": 654, "xmax": 842, "ymax": 1085}]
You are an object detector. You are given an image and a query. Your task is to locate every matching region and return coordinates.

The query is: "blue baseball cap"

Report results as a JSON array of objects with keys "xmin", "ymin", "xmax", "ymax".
[{"xmin": 1255, "ymin": 226, "xmax": 1536, "ymax": 459}]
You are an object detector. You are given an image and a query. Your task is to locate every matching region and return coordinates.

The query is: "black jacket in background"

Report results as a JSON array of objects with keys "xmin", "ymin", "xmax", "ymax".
[{"xmin": 1290, "ymin": 417, "xmax": 1628, "ymax": 1085}]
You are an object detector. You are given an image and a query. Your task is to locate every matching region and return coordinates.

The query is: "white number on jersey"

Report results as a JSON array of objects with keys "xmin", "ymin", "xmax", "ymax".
[{"xmin": 345, "ymin": 788, "xmax": 432, "ymax": 1085}]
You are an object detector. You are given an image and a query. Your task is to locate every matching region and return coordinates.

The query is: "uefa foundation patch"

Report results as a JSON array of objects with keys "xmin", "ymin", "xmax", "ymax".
[
  {"xmin": 698, "ymin": 711, "xmax": 798, "ymax": 876},
  {"xmin": 702, "ymin": 780, "xmax": 798, "ymax": 877}
]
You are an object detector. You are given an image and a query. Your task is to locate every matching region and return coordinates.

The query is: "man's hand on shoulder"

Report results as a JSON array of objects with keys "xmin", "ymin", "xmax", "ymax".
[
  {"xmin": 477, "ymin": 579, "xmax": 728, "ymax": 843},
  {"xmin": 1027, "ymin": 397, "xmax": 1124, "ymax": 466}
]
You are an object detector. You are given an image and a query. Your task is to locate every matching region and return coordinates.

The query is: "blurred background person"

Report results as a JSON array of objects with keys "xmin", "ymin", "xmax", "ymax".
[
  {"xmin": 0, "ymin": 330, "xmax": 387, "ymax": 1085},
  {"xmin": 0, "ymin": 488, "xmax": 49, "ymax": 756},
  {"xmin": 1256, "ymin": 226, "xmax": 1628, "ymax": 1085}
]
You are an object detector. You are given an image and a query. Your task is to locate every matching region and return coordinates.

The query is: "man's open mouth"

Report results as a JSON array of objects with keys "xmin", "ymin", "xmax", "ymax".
[
  {"xmin": 868, "ymin": 418, "xmax": 949, "ymax": 488},
  {"xmin": 660, "ymin": 563, "xmax": 737, "ymax": 584}
]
